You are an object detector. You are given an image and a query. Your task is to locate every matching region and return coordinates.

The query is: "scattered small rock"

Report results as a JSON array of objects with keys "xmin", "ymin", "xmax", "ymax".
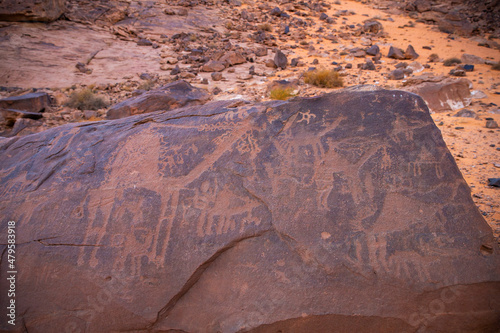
[
  {"xmin": 462, "ymin": 64, "xmax": 474, "ymax": 72},
  {"xmin": 255, "ymin": 47, "xmax": 267, "ymax": 57},
  {"xmin": 274, "ymin": 49, "xmax": 288, "ymax": 70},
  {"xmin": 76, "ymin": 62, "xmax": 92, "ymax": 74},
  {"xmin": 485, "ymin": 119, "xmax": 499, "ymax": 128},
  {"xmin": 84, "ymin": 110, "xmax": 98, "ymax": 119},
  {"xmin": 201, "ymin": 60, "xmax": 226, "ymax": 72},
  {"xmin": 363, "ymin": 21, "xmax": 383, "ymax": 34},
  {"xmin": 407, "ymin": 61, "xmax": 424, "ymax": 73},
  {"xmin": 366, "ymin": 45, "xmax": 380, "ymax": 56},
  {"xmin": 471, "ymin": 90, "xmax": 487, "ymax": 99},
  {"xmin": 488, "ymin": 178, "xmax": 500, "ymax": 187},
  {"xmin": 449, "ymin": 69, "xmax": 466, "ymax": 77},
  {"xmin": 220, "ymin": 51, "xmax": 246, "ymax": 66},
  {"xmin": 170, "ymin": 65, "xmax": 181, "ymax": 75},
  {"xmin": 404, "ymin": 45, "xmax": 419, "ymax": 60},
  {"xmin": 361, "ymin": 59, "xmax": 376, "ymax": 70},
  {"xmin": 139, "ymin": 73, "xmax": 153, "ymax": 80},
  {"xmin": 270, "ymin": 7, "xmax": 282, "ymax": 16},
  {"xmin": 211, "ymin": 72, "xmax": 223, "ymax": 81},
  {"xmin": 454, "ymin": 109, "xmax": 476, "ymax": 118},
  {"xmin": 387, "ymin": 46, "xmax": 405, "ymax": 60},
  {"xmin": 388, "ymin": 69, "xmax": 405, "ymax": 80},
  {"xmin": 137, "ymin": 38, "xmax": 153, "ymax": 46}
]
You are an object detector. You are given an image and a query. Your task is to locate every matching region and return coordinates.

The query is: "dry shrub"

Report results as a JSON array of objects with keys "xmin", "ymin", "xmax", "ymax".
[
  {"xmin": 138, "ymin": 79, "xmax": 156, "ymax": 91},
  {"xmin": 257, "ymin": 23, "xmax": 273, "ymax": 32},
  {"xmin": 428, "ymin": 53, "xmax": 440, "ymax": 62},
  {"xmin": 66, "ymin": 88, "xmax": 108, "ymax": 110},
  {"xmin": 225, "ymin": 21, "xmax": 234, "ymax": 30},
  {"xmin": 443, "ymin": 57, "xmax": 461, "ymax": 66},
  {"xmin": 85, "ymin": 116, "xmax": 102, "ymax": 122},
  {"xmin": 304, "ymin": 68, "xmax": 343, "ymax": 88},
  {"xmin": 491, "ymin": 62, "xmax": 500, "ymax": 71},
  {"xmin": 269, "ymin": 87, "xmax": 295, "ymax": 100}
]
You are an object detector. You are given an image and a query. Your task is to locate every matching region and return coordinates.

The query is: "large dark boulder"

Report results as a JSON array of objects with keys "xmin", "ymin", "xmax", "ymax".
[
  {"xmin": 0, "ymin": 0, "xmax": 66, "ymax": 22},
  {"xmin": 1, "ymin": 87, "xmax": 499, "ymax": 332},
  {"xmin": 106, "ymin": 80, "xmax": 210, "ymax": 119}
]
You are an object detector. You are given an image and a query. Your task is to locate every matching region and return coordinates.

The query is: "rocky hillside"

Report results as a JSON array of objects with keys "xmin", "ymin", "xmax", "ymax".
[{"xmin": 360, "ymin": 0, "xmax": 500, "ymax": 37}]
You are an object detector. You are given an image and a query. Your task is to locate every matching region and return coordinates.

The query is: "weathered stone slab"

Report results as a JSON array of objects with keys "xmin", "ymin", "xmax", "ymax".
[
  {"xmin": 403, "ymin": 77, "xmax": 472, "ymax": 112},
  {"xmin": 0, "ymin": 88, "xmax": 498, "ymax": 332},
  {"xmin": 106, "ymin": 80, "xmax": 210, "ymax": 120},
  {"xmin": 0, "ymin": 0, "xmax": 66, "ymax": 22},
  {"xmin": 0, "ymin": 92, "xmax": 51, "ymax": 113}
]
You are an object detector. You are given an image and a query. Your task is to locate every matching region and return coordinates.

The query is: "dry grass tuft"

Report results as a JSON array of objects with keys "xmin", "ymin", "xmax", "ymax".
[
  {"xmin": 66, "ymin": 88, "xmax": 108, "ymax": 110},
  {"xmin": 138, "ymin": 79, "xmax": 156, "ymax": 91},
  {"xmin": 269, "ymin": 87, "xmax": 295, "ymax": 100},
  {"xmin": 257, "ymin": 23, "xmax": 273, "ymax": 32},
  {"xmin": 428, "ymin": 53, "xmax": 440, "ymax": 62},
  {"xmin": 303, "ymin": 68, "xmax": 343, "ymax": 88}
]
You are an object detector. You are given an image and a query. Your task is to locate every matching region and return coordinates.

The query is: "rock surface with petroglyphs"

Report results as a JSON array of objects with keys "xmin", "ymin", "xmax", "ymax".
[{"xmin": 0, "ymin": 88, "xmax": 499, "ymax": 332}]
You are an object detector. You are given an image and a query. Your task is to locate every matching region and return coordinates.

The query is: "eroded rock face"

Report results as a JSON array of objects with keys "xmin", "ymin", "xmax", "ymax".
[
  {"xmin": 106, "ymin": 80, "xmax": 210, "ymax": 119},
  {"xmin": 0, "ymin": 0, "xmax": 66, "ymax": 22},
  {"xmin": 1, "ymin": 88, "xmax": 499, "ymax": 332},
  {"xmin": 65, "ymin": 0, "xmax": 129, "ymax": 25},
  {"xmin": 0, "ymin": 92, "xmax": 51, "ymax": 113},
  {"xmin": 403, "ymin": 77, "xmax": 472, "ymax": 112}
]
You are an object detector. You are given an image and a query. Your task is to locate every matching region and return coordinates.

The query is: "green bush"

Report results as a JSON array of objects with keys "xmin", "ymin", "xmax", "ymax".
[
  {"xmin": 66, "ymin": 88, "xmax": 108, "ymax": 110},
  {"xmin": 304, "ymin": 68, "xmax": 343, "ymax": 88}
]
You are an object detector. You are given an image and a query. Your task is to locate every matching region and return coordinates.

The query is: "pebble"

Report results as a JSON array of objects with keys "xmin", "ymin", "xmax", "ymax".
[
  {"xmin": 488, "ymin": 178, "xmax": 500, "ymax": 187},
  {"xmin": 486, "ymin": 119, "xmax": 499, "ymax": 129}
]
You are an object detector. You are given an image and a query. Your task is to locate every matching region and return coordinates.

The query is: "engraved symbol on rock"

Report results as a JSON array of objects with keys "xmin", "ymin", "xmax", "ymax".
[
  {"xmin": 297, "ymin": 110, "xmax": 316, "ymax": 124},
  {"xmin": 235, "ymin": 131, "xmax": 261, "ymax": 156}
]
